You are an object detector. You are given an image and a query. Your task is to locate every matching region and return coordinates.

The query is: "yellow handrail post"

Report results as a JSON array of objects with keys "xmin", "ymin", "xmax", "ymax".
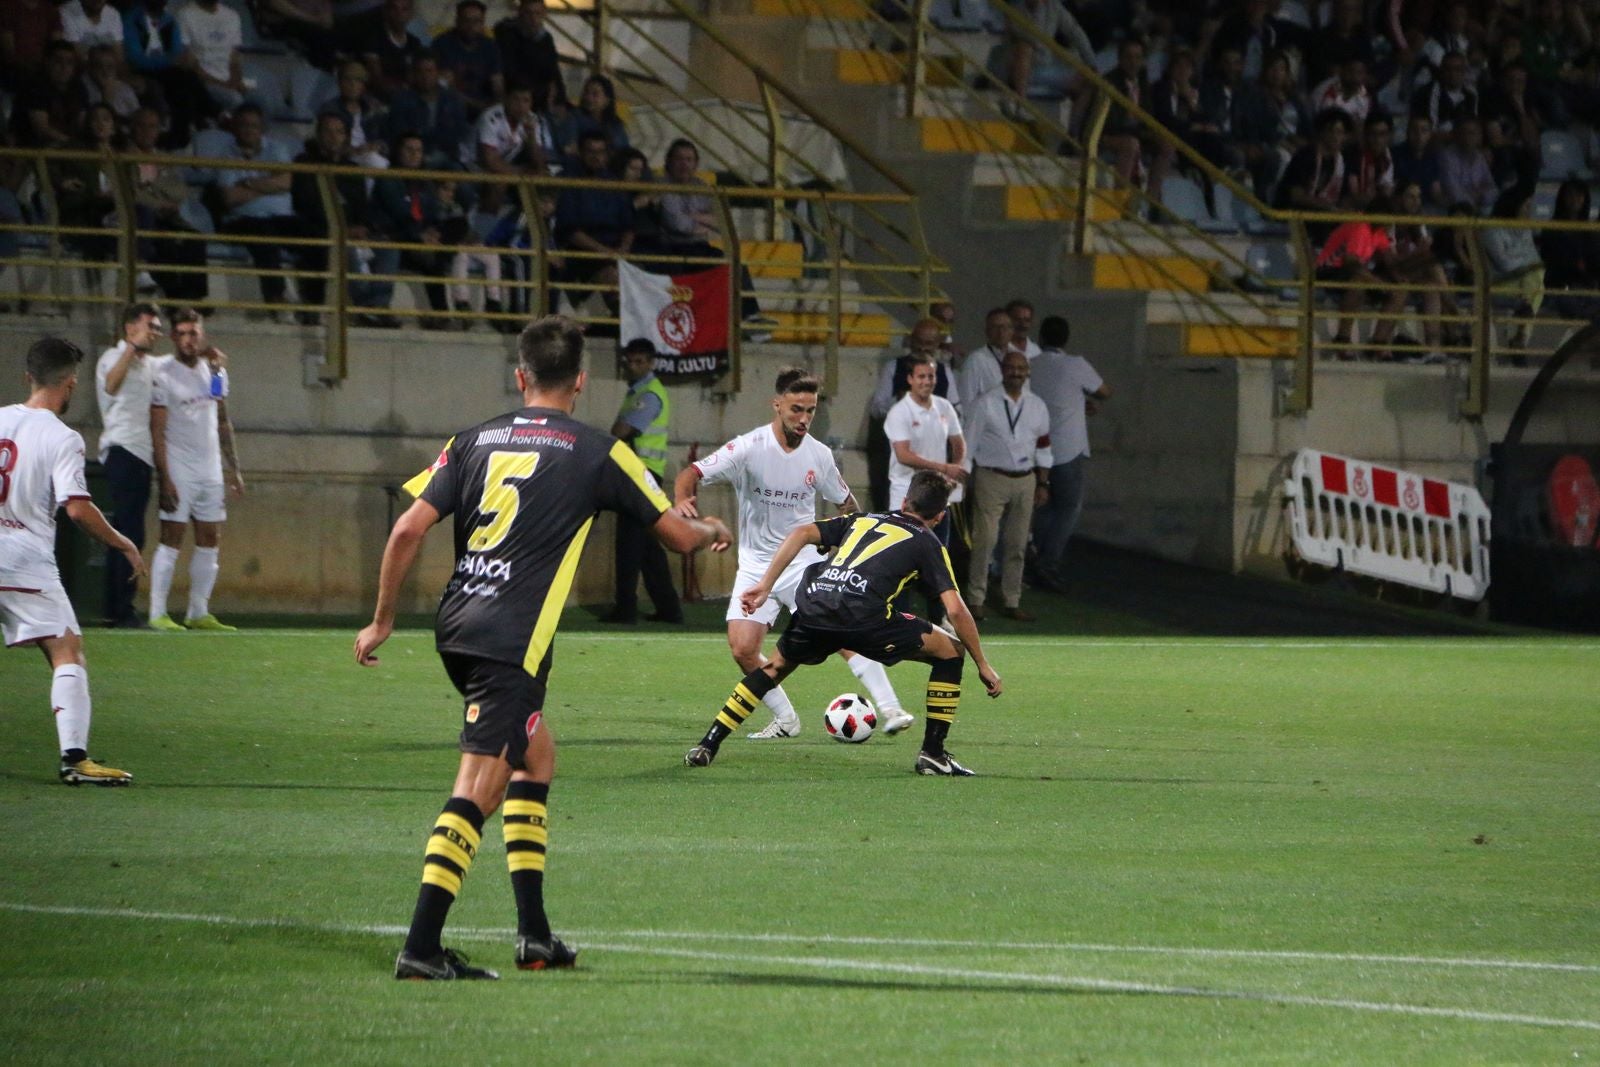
[
  {"xmin": 593, "ymin": 2, "xmax": 611, "ymax": 73},
  {"xmin": 106, "ymin": 160, "xmax": 139, "ymax": 307},
  {"xmin": 1074, "ymin": 94, "xmax": 1110, "ymax": 254},
  {"xmin": 518, "ymin": 178, "xmax": 551, "ymax": 319},
  {"xmin": 31, "ymin": 157, "xmax": 69, "ymax": 315},
  {"xmin": 905, "ymin": 0, "xmax": 930, "ymax": 121},
  {"xmin": 760, "ymin": 79, "xmax": 784, "ymax": 241},
  {"xmin": 314, "ymin": 172, "xmax": 348, "ymax": 382},
  {"xmin": 826, "ymin": 203, "xmax": 843, "ymax": 397},
  {"xmin": 1463, "ymin": 233, "xmax": 1492, "ymax": 420},
  {"xmin": 1286, "ymin": 218, "xmax": 1315, "ymax": 414},
  {"xmin": 714, "ymin": 192, "xmax": 743, "ymax": 394}
]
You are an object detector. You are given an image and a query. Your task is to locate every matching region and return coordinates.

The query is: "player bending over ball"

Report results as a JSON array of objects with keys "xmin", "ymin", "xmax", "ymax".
[
  {"xmin": 686, "ymin": 469, "xmax": 1002, "ymax": 776},
  {"xmin": 357, "ymin": 316, "xmax": 731, "ymax": 980},
  {"xmin": 2, "ymin": 338, "xmax": 146, "ymax": 785}
]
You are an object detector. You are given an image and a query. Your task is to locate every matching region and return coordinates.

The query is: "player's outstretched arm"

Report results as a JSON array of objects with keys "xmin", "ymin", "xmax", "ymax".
[
  {"xmin": 750, "ymin": 524, "xmax": 824, "ymax": 600},
  {"xmin": 64, "ymin": 498, "xmax": 148, "ymax": 580},
  {"xmin": 652, "ymin": 509, "xmax": 732, "ymax": 555},
  {"xmin": 939, "ymin": 589, "xmax": 1002, "ymax": 697},
  {"xmin": 356, "ymin": 498, "xmax": 441, "ymax": 666}
]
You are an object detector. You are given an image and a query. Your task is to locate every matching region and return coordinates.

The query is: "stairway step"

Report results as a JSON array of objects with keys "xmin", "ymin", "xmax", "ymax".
[
  {"xmin": 998, "ymin": 185, "xmax": 1129, "ymax": 222},
  {"xmin": 766, "ymin": 310, "xmax": 896, "ymax": 346},
  {"xmin": 1092, "ymin": 253, "xmax": 1216, "ymax": 292},
  {"xmin": 920, "ymin": 116, "xmax": 1044, "ymax": 153},
  {"xmin": 752, "ymin": 0, "xmax": 870, "ymax": 16},
  {"xmin": 740, "ymin": 240, "xmax": 805, "ymax": 280},
  {"xmin": 1182, "ymin": 323, "xmax": 1297, "ymax": 357},
  {"xmin": 836, "ymin": 49, "xmax": 965, "ymax": 87}
]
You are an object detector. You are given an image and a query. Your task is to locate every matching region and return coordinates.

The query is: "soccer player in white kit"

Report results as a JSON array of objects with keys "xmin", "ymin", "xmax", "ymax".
[
  {"xmin": 1, "ymin": 338, "xmax": 146, "ymax": 784},
  {"xmin": 672, "ymin": 368, "xmax": 910, "ymax": 738},
  {"xmin": 148, "ymin": 309, "xmax": 245, "ymax": 631}
]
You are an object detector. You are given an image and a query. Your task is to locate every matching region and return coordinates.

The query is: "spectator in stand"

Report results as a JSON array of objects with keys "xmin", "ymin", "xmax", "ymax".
[
  {"xmin": 325, "ymin": 60, "xmax": 390, "ymax": 166},
  {"xmin": 1152, "ymin": 48, "xmax": 1221, "ymax": 174},
  {"xmin": 370, "ymin": 132, "xmax": 452, "ymax": 327},
  {"xmin": 992, "ymin": 0, "xmax": 1095, "ymax": 104},
  {"xmin": 176, "ymin": 0, "xmax": 250, "ymax": 112},
  {"xmin": 127, "ymin": 105, "xmax": 209, "ymax": 300},
  {"xmin": 0, "ymin": 0, "xmax": 64, "ymax": 90},
  {"xmin": 1238, "ymin": 48, "xmax": 1309, "ymax": 199},
  {"xmin": 1199, "ymin": 45, "xmax": 1247, "ymax": 159},
  {"xmin": 1311, "ymin": 57, "xmax": 1372, "ymax": 130},
  {"xmin": 1483, "ymin": 60, "xmax": 1543, "ymax": 191},
  {"xmin": 355, "ymin": 0, "xmax": 425, "ymax": 101},
  {"xmin": 554, "ymin": 130, "xmax": 634, "ymax": 324},
  {"xmin": 1104, "ymin": 38, "xmax": 1169, "ymax": 203},
  {"xmin": 1539, "ymin": 179, "xmax": 1600, "ymax": 294},
  {"xmin": 1416, "ymin": 3, "xmax": 1482, "ymax": 92},
  {"xmin": 1412, "ymin": 50, "xmax": 1479, "ymax": 132},
  {"xmin": 1309, "ymin": 0, "xmax": 1377, "ymax": 88},
  {"xmin": 1483, "ymin": 185, "xmax": 1546, "ymax": 354},
  {"xmin": 123, "ymin": 0, "xmax": 217, "ymax": 147},
  {"xmin": 10, "ymin": 43, "xmax": 88, "ymax": 150},
  {"xmin": 1437, "ymin": 115, "xmax": 1496, "ymax": 212},
  {"xmin": 495, "ymin": 0, "xmax": 567, "ymax": 111},
  {"xmin": 1388, "ymin": 179, "xmax": 1461, "ymax": 361},
  {"xmin": 439, "ymin": 178, "xmax": 507, "ymax": 327},
  {"xmin": 1315, "ymin": 199, "xmax": 1409, "ymax": 359},
  {"xmin": 83, "ymin": 43, "xmax": 142, "ymax": 119},
  {"xmin": 1392, "ymin": 112, "xmax": 1443, "ymax": 204},
  {"xmin": 1275, "ymin": 108, "xmax": 1348, "ymax": 222},
  {"xmin": 468, "ymin": 83, "xmax": 552, "ymax": 210},
  {"xmin": 1209, "ymin": 0, "xmax": 1300, "ymax": 81},
  {"xmin": 554, "ymin": 73, "xmax": 629, "ymax": 160},
  {"xmin": 654, "ymin": 138, "xmax": 764, "ymax": 324},
  {"xmin": 614, "ymin": 147, "xmax": 660, "ymax": 247},
  {"xmin": 1345, "ymin": 112, "xmax": 1396, "ymax": 209},
  {"xmin": 51, "ymin": 103, "xmax": 120, "ymax": 273},
  {"xmin": 431, "ymin": 0, "xmax": 502, "ymax": 117},
  {"xmin": 1520, "ymin": 0, "xmax": 1579, "ymax": 124},
  {"xmin": 291, "ymin": 111, "xmax": 396, "ymax": 325},
  {"xmin": 387, "ymin": 52, "xmax": 470, "ymax": 169},
  {"xmin": 61, "ymin": 0, "xmax": 127, "ymax": 58},
  {"xmin": 256, "ymin": 0, "xmax": 337, "ymax": 73},
  {"xmin": 212, "ymin": 103, "xmax": 298, "ymax": 316}
]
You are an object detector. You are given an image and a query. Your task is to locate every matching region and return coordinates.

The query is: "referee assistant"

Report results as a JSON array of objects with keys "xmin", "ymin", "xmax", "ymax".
[{"xmin": 356, "ymin": 316, "xmax": 730, "ymax": 980}]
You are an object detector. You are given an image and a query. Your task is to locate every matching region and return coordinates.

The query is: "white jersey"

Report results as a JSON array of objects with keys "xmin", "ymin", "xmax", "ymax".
[
  {"xmin": 0, "ymin": 404, "xmax": 92, "ymax": 582},
  {"xmin": 152, "ymin": 357, "xmax": 228, "ymax": 484},
  {"xmin": 884, "ymin": 392, "xmax": 963, "ymax": 509},
  {"xmin": 693, "ymin": 424, "xmax": 850, "ymax": 573}
]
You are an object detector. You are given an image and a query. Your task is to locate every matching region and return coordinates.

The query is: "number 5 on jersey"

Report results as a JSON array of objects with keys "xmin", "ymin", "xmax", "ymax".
[{"xmin": 468, "ymin": 450, "xmax": 541, "ymax": 552}]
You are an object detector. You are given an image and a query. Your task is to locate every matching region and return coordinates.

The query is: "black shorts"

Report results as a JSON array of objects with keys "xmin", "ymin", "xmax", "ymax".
[
  {"xmin": 776, "ymin": 612, "xmax": 933, "ymax": 667},
  {"xmin": 439, "ymin": 649, "xmax": 552, "ymax": 770}
]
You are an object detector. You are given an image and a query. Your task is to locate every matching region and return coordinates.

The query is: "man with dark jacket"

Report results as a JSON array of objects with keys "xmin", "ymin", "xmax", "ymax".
[
  {"xmin": 291, "ymin": 112, "xmax": 396, "ymax": 324},
  {"xmin": 386, "ymin": 52, "xmax": 470, "ymax": 169},
  {"xmin": 369, "ymin": 133, "xmax": 451, "ymax": 326},
  {"xmin": 494, "ymin": 0, "xmax": 566, "ymax": 110},
  {"xmin": 122, "ymin": 0, "xmax": 215, "ymax": 147}
]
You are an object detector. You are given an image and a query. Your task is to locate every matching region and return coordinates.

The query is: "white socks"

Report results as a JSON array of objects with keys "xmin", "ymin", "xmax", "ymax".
[
  {"xmin": 188, "ymin": 546, "xmax": 220, "ymax": 619},
  {"xmin": 149, "ymin": 543, "xmax": 180, "ymax": 621},
  {"xmin": 52, "ymin": 664, "xmax": 91, "ymax": 755},
  {"xmin": 847, "ymin": 655, "xmax": 903, "ymax": 712},
  {"xmin": 763, "ymin": 683, "xmax": 799, "ymax": 726}
]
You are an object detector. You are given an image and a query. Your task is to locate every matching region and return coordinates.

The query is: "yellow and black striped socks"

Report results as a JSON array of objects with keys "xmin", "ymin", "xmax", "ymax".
[
  {"xmin": 403, "ymin": 796, "xmax": 484, "ymax": 958},
  {"xmin": 923, "ymin": 656, "xmax": 963, "ymax": 754},
  {"xmin": 699, "ymin": 668, "xmax": 778, "ymax": 749},
  {"xmin": 504, "ymin": 780, "xmax": 551, "ymax": 941}
]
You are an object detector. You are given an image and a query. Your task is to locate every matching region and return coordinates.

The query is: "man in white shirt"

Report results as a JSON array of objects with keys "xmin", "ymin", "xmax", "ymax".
[
  {"xmin": 963, "ymin": 352, "xmax": 1052, "ymax": 621},
  {"xmin": 96, "ymin": 302, "xmax": 165, "ymax": 628},
  {"xmin": 674, "ymin": 368, "xmax": 911, "ymax": 738},
  {"xmin": 1005, "ymin": 298, "xmax": 1042, "ymax": 361},
  {"xmin": 60, "ymin": 0, "xmax": 127, "ymax": 55},
  {"xmin": 148, "ymin": 309, "xmax": 245, "ymax": 631},
  {"xmin": 954, "ymin": 307, "xmax": 1016, "ymax": 421},
  {"xmin": 866, "ymin": 319, "xmax": 958, "ymax": 510},
  {"xmin": 176, "ymin": 0, "xmax": 248, "ymax": 110},
  {"xmin": 1028, "ymin": 315, "xmax": 1110, "ymax": 592},
  {"xmin": 2, "ymin": 337, "xmax": 145, "ymax": 784},
  {"xmin": 885, "ymin": 357, "xmax": 965, "ymax": 540}
]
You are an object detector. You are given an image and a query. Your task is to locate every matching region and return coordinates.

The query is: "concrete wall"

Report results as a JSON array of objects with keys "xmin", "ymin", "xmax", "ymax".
[{"xmin": 0, "ymin": 316, "xmax": 888, "ymax": 616}]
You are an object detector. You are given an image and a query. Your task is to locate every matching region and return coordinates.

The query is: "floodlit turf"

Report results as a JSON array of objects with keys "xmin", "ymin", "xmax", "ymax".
[{"xmin": 2, "ymin": 626, "xmax": 1597, "ymax": 1064}]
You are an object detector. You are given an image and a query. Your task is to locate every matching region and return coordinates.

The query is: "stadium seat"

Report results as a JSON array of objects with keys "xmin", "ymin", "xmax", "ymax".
[
  {"xmin": 1160, "ymin": 175, "xmax": 1213, "ymax": 227},
  {"xmin": 1540, "ymin": 130, "xmax": 1588, "ymax": 181},
  {"xmin": 1277, "ymin": 0, "xmax": 1312, "ymax": 27}
]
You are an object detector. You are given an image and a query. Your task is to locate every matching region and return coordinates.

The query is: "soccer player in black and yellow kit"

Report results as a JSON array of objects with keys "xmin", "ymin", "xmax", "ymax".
[
  {"xmin": 356, "ymin": 316, "xmax": 731, "ymax": 980},
  {"xmin": 686, "ymin": 469, "xmax": 1002, "ymax": 775}
]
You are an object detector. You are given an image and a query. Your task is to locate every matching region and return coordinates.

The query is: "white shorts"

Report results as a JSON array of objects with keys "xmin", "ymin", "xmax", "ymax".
[
  {"xmin": 0, "ymin": 574, "xmax": 80, "ymax": 647},
  {"xmin": 160, "ymin": 478, "xmax": 226, "ymax": 524},
  {"xmin": 724, "ymin": 553, "xmax": 812, "ymax": 626}
]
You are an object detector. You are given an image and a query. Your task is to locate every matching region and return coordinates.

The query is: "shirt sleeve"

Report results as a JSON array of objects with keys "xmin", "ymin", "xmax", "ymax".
[
  {"xmin": 883, "ymin": 400, "xmax": 912, "ymax": 444},
  {"xmin": 1071, "ymin": 359, "xmax": 1104, "ymax": 396},
  {"xmin": 813, "ymin": 513, "xmax": 852, "ymax": 552},
  {"xmin": 939, "ymin": 397, "xmax": 963, "ymax": 439},
  {"xmin": 692, "ymin": 433, "xmax": 745, "ymax": 487},
  {"xmin": 406, "ymin": 436, "xmax": 458, "ymax": 516},
  {"xmin": 1032, "ymin": 402, "xmax": 1054, "ymax": 469},
  {"xmin": 150, "ymin": 366, "xmax": 168, "ymax": 408},
  {"xmin": 618, "ymin": 389, "xmax": 661, "ymax": 435},
  {"xmin": 53, "ymin": 430, "xmax": 92, "ymax": 503},
  {"xmin": 597, "ymin": 438, "xmax": 672, "ymax": 524},
  {"xmin": 918, "ymin": 531, "xmax": 959, "ymax": 598},
  {"xmin": 817, "ymin": 447, "xmax": 851, "ymax": 506}
]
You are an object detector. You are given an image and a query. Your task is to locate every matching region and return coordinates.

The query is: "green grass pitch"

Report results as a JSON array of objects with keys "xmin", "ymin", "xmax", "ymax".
[{"xmin": 1, "ymin": 625, "xmax": 1597, "ymax": 1064}]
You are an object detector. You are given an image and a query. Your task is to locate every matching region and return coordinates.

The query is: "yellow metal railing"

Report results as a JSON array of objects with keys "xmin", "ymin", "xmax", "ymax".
[{"xmin": 0, "ymin": 147, "xmax": 942, "ymax": 391}]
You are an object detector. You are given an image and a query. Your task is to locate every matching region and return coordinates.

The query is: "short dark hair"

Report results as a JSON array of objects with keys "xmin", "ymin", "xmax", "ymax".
[
  {"xmin": 774, "ymin": 367, "xmax": 819, "ymax": 395},
  {"xmin": 984, "ymin": 306, "xmax": 1009, "ymax": 323},
  {"xmin": 1005, "ymin": 298, "xmax": 1034, "ymax": 316},
  {"xmin": 1039, "ymin": 314, "xmax": 1069, "ymax": 347},
  {"xmin": 122, "ymin": 301, "xmax": 161, "ymax": 329},
  {"xmin": 665, "ymin": 137, "xmax": 698, "ymax": 161},
  {"xmin": 904, "ymin": 469, "xmax": 951, "ymax": 519},
  {"xmin": 171, "ymin": 307, "xmax": 203, "ymax": 327},
  {"xmin": 27, "ymin": 337, "xmax": 84, "ymax": 387},
  {"xmin": 518, "ymin": 315, "xmax": 586, "ymax": 386},
  {"xmin": 234, "ymin": 102, "xmax": 265, "ymax": 121},
  {"xmin": 1364, "ymin": 112, "xmax": 1392, "ymax": 131},
  {"xmin": 456, "ymin": 0, "xmax": 486, "ymax": 12},
  {"xmin": 578, "ymin": 130, "xmax": 609, "ymax": 151},
  {"xmin": 622, "ymin": 337, "xmax": 657, "ymax": 357}
]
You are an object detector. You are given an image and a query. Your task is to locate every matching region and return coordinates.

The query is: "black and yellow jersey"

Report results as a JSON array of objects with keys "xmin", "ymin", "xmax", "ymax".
[
  {"xmin": 404, "ymin": 406, "xmax": 670, "ymax": 672},
  {"xmin": 794, "ymin": 510, "xmax": 958, "ymax": 629}
]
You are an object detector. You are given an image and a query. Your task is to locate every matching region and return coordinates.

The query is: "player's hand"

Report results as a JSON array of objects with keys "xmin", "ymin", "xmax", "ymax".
[
  {"xmin": 739, "ymin": 584, "xmax": 770, "ymax": 615},
  {"xmin": 705, "ymin": 515, "xmax": 732, "ymax": 552},
  {"xmin": 674, "ymin": 495, "xmax": 700, "ymax": 519},
  {"xmin": 205, "ymin": 346, "xmax": 229, "ymax": 369},
  {"xmin": 228, "ymin": 471, "xmax": 246, "ymax": 496},
  {"xmin": 159, "ymin": 480, "xmax": 179, "ymax": 512},
  {"xmin": 355, "ymin": 620, "xmax": 392, "ymax": 666},
  {"xmin": 978, "ymin": 663, "xmax": 1003, "ymax": 698},
  {"xmin": 122, "ymin": 544, "xmax": 149, "ymax": 581}
]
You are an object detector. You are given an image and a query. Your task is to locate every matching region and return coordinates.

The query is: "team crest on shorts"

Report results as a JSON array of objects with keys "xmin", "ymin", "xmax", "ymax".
[{"xmin": 466, "ymin": 703, "xmax": 481, "ymax": 723}]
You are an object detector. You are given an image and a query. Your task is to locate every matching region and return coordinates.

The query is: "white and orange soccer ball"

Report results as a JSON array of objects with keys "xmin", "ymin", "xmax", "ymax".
[{"xmin": 823, "ymin": 693, "xmax": 877, "ymax": 743}]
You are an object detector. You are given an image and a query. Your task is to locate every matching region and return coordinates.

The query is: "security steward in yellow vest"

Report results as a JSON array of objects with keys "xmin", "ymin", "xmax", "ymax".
[{"xmin": 603, "ymin": 339, "xmax": 685, "ymax": 624}]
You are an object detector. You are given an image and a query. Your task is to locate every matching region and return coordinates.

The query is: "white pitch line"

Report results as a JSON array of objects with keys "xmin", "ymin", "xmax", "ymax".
[{"xmin": 2, "ymin": 901, "xmax": 1597, "ymax": 1034}]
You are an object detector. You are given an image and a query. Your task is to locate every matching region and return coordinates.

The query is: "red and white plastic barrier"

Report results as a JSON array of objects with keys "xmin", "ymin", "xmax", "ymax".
[{"xmin": 1284, "ymin": 449, "xmax": 1492, "ymax": 600}]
